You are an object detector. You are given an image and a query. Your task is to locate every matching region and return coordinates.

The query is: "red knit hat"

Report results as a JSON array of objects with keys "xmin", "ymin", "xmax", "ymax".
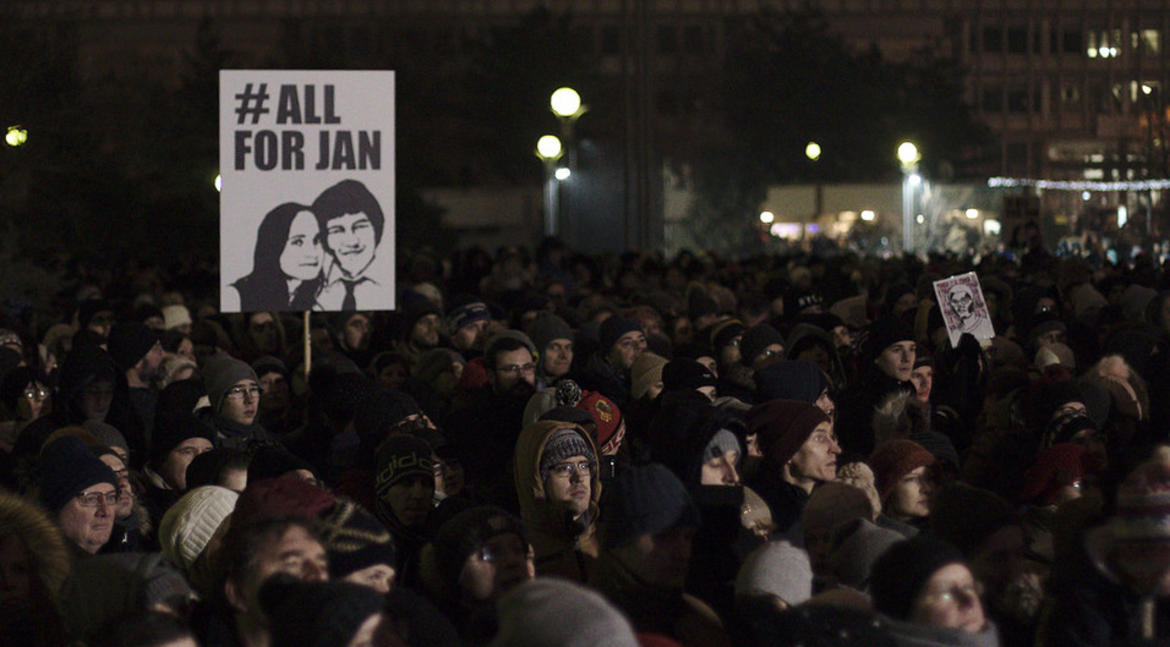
[
  {"xmin": 1111, "ymin": 456, "xmax": 1170, "ymax": 593},
  {"xmin": 1020, "ymin": 443, "xmax": 1095, "ymax": 505},
  {"xmin": 233, "ymin": 476, "xmax": 338, "ymax": 527},
  {"xmin": 576, "ymin": 390, "xmax": 626, "ymax": 455},
  {"xmin": 868, "ymin": 439, "xmax": 935, "ymax": 501},
  {"xmin": 745, "ymin": 399, "xmax": 830, "ymax": 468}
]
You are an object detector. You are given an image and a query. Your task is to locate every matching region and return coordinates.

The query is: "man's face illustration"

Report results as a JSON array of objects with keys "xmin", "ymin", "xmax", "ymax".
[
  {"xmin": 326, "ymin": 212, "xmax": 376, "ymax": 278},
  {"xmin": 948, "ymin": 286, "xmax": 975, "ymax": 321}
]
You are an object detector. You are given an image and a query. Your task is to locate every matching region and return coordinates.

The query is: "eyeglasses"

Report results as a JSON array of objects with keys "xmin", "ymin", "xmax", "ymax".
[
  {"xmin": 22, "ymin": 388, "xmax": 48, "ymax": 400},
  {"xmin": 549, "ymin": 461, "xmax": 593, "ymax": 478},
  {"xmin": 75, "ymin": 490, "xmax": 119, "ymax": 507},
  {"xmin": 496, "ymin": 363, "xmax": 536, "ymax": 375},
  {"xmin": 225, "ymin": 385, "xmax": 262, "ymax": 400},
  {"xmin": 921, "ymin": 581, "xmax": 983, "ymax": 604},
  {"xmin": 810, "ymin": 432, "xmax": 839, "ymax": 446}
]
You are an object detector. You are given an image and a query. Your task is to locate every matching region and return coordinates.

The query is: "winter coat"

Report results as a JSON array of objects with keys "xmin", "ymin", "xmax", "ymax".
[{"xmin": 513, "ymin": 420, "xmax": 601, "ymax": 582}]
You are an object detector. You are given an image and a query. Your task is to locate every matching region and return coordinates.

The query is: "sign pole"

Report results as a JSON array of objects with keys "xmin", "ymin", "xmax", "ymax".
[{"xmin": 303, "ymin": 310, "xmax": 311, "ymax": 382}]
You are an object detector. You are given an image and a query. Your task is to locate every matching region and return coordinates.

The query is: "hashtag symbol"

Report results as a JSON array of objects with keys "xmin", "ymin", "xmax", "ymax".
[{"xmin": 234, "ymin": 83, "xmax": 270, "ymax": 125}]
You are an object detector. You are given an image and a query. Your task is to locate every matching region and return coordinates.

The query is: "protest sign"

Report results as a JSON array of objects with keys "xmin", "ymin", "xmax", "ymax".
[
  {"xmin": 932, "ymin": 271, "xmax": 995, "ymax": 348},
  {"xmin": 219, "ymin": 70, "xmax": 395, "ymax": 312}
]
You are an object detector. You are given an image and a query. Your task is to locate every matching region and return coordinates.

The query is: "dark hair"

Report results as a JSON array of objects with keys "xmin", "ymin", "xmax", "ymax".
[
  {"xmin": 232, "ymin": 202, "xmax": 322, "ymax": 311},
  {"xmin": 487, "ymin": 337, "xmax": 530, "ymax": 370},
  {"xmin": 311, "ymin": 180, "xmax": 385, "ymax": 249},
  {"xmin": 220, "ymin": 518, "xmax": 320, "ymax": 597}
]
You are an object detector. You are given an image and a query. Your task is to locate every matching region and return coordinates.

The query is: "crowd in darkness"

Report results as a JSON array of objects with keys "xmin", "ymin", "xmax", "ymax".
[{"xmin": 5, "ymin": 235, "xmax": 1170, "ymax": 647}]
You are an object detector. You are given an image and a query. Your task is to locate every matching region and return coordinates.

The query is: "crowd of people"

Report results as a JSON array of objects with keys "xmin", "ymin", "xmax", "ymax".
[{"xmin": 3, "ymin": 236, "xmax": 1170, "ymax": 647}]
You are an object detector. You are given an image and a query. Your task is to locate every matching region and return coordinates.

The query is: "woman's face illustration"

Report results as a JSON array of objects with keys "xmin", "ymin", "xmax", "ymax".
[{"xmin": 280, "ymin": 210, "xmax": 323, "ymax": 280}]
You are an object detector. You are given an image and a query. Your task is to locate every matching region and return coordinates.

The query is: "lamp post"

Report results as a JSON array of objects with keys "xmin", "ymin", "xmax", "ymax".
[
  {"xmin": 5, "ymin": 125, "xmax": 28, "ymax": 147},
  {"xmin": 898, "ymin": 141, "xmax": 920, "ymax": 254},
  {"xmin": 806, "ymin": 141, "xmax": 822, "ymax": 247},
  {"xmin": 549, "ymin": 88, "xmax": 586, "ymax": 239},
  {"xmin": 535, "ymin": 135, "xmax": 564, "ymax": 237}
]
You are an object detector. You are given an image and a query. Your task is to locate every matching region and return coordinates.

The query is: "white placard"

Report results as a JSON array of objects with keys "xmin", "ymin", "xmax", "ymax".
[
  {"xmin": 932, "ymin": 271, "xmax": 996, "ymax": 348},
  {"xmin": 219, "ymin": 70, "xmax": 395, "ymax": 312}
]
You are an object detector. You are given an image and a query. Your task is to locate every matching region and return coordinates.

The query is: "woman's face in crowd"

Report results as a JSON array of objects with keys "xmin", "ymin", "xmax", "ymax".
[
  {"xmin": 788, "ymin": 422, "xmax": 841, "ymax": 484},
  {"xmin": 458, "ymin": 532, "xmax": 535, "ymax": 602},
  {"xmin": 876, "ymin": 341, "xmax": 916, "ymax": 382},
  {"xmin": 889, "ymin": 465, "xmax": 932, "ymax": 520},
  {"xmin": 911, "ymin": 564, "xmax": 986, "ymax": 633},
  {"xmin": 16, "ymin": 381, "xmax": 50, "ymax": 421},
  {"xmin": 910, "ymin": 365, "xmax": 933, "ymax": 403},
  {"xmin": 98, "ymin": 453, "xmax": 134, "ymax": 519},
  {"xmin": 280, "ymin": 210, "xmax": 323, "ymax": 281}
]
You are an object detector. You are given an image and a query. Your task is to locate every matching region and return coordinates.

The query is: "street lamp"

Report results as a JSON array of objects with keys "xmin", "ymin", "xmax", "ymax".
[
  {"xmin": 550, "ymin": 87, "xmax": 584, "ymax": 119},
  {"xmin": 5, "ymin": 125, "xmax": 28, "ymax": 147},
  {"xmin": 760, "ymin": 211, "xmax": 775, "ymax": 224},
  {"xmin": 549, "ymin": 88, "xmax": 586, "ymax": 241},
  {"xmin": 805, "ymin": 142, "xmax": 821, "ymax": 162},
  {"xmin": 898, "ymin": 141, "xmax": 920, "ymax": 253},
  {"xmin": 535, "ymin": 135, "xmax": 564, "ymax": 236}
]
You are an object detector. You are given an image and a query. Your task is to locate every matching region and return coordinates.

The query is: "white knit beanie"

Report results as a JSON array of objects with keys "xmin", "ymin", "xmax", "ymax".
[
  {"xmin": 162, "ymin": 305, "xmax": 192, "ymax": 330},
  {"xmin": 491, "ymin": 578, "xmax": 639, "ymax": 647},
  {"xmin": 159, "ymin": 485, "xmax": 239, "ymax": 574},
  {"xmin": 735, "ymin": 539, "xmax": 813, "ymax": 605}
]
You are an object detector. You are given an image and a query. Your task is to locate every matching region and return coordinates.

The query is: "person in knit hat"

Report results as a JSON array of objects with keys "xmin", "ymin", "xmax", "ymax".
[
  {"xmin": 54, "ymin": 344, "xmax": 118, "ymax": 427},
  {"xmin": 868, "ymin": 439, "xmax": 936, "ymax": 536},
  {"xmin": 527, "ymin": 312, "xmax": 575, "ymax": 380},
  {"xmin": 199, "ymin": 352, "xmax": 276, "ymax": 452},
  {"xmin": 734, "ymin": 539, "xmax": 813, "ymax": 609},
  {"xmin": 739, "ymin": 323, "xmax": 786, "ymax": 371},
  {"xmin": 800, "ymin": 481, "xmax": 874, "ymax": 580},
  {"xmin": 662, "ymin": 357, "xmax": 718, "ymax": 401},
  {"xmin": 630, "ymin": 352, "xmax": 669, "ymax": 402},
  {"xmin": 836, "ymin": 315, "xmax": 917, "ymax": 457},
  {"xmin": 259, "ymin": 574, "xmax": 391, "ymax": 647},
  {"xmin": 446, "ymin": 296, "xmax": 492, "ymax": 359},
  {"xmin": 572, "ymin": 315, "xmax": 645, "ymax": 409},
  {"xmin": 373, "ymin": 433, "xmax": 435, "ymax": 588},
  {"xmin": 421, "ymin": 505, "xmax": 534, "ymax": 641},
  {"xmin": 141, "ymin": 413, "xmax": 215, "ymax": 522},
  {"xmin": 314, "ymin": 499, "xmax": 398, "ymax": 594},
  {"xmin": 394, "ymin": 298, "xmax": 443, "ymax": 365},
  {"xmin": 157, "ymin": 485, "xmax": 239, "ymax": 596},
  {"xmin": 161, "ymin": 304, "xmax": 192, "ymax": 334},
  {"xmin": 744, "ymin": 399, "xmax": 838, "ymax": 535},
  {"xmin": 490, "ymin": 578, "xmax": 640, "ymax": 647},
  {"xmin": 754, "ymin": 360, "xmax": 833, "ymax": 416},
  {"xmin": 1020, "ymin": 442, "xmax": 1097, "ymax": 508},
  {"xmin": 590, "ymin": 463, "xmax": 727, "ymax": 647},
  {"xmin": 828, "ymin": 516, "xmax": 905, "ymax": 592},
  {"xmin": 1043, "ymin": 452, "xmax": 1170, "ymax": 645},
  {"xmin": 869, "ymin": 536, "xmax": 998, "ymax": 643},
  {"xmin": 106, "ymin": 321, "xmax": 165, "ymax": 457},
  {"xmin": 513, "ymin": 421, "xmax": 601, "ymax": 582},
  {"xmin": 39, "ymin": 435, "xmax": 120, "ymax": 555}
]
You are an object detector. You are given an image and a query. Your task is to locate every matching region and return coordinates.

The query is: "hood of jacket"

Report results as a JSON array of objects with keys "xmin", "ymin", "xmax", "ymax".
[
  {"xmin": 0, "ymin": 488, "xmax": 72, "ymax": 602},
  {"xmin": 514, "ymin": 420, "xmax": 601, "ymax": 549}
]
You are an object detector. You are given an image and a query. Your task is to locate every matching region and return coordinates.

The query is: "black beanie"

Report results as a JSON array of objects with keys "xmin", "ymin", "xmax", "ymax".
[
  {"xmin": 599, "ymin": 316, "xmax": 643, "ymax": 353},
  {"xmin": 354, "ymin": 388, "xmax": 421, "ymax": 455},
  {"xmin": 38, "ymin": 436, "xmax": 119, "ymax": 513},
  {"xmin": 755, "ymin": 360, "xmax": 825, "ymax": 404},
  {"xmin": 603, "ymin": 463, "xmax": 700, "ymax": 548},
  {"xmin": 150, "ymin": 414, "xmax": 215, "ymax": 466},
  {"xmin": 863, "ymin": 316, "xmax": 915, "ymax": 361},
  {"xmin": 260, "ymin": 574, "xmax": 385, "ymax": 647},
  {"xmin": 869, "ymin": 536, "xmax": 966, "ymax": 620},
  {"xmin": 739, "ymin": 323, "xmax": 785, "ymax": 366},
  {"xmin": 59, "ymin": 344, "xmax": 117, "ymax": 397},
  {"xmin": 433, "ymin": 505, "xmax": 527, "ymax": 591},
  {"xmin": 106, "ymin": 321, "xmax": 159, "ymax": 371},
  {"xmin": 661, "ymin": 358, "xmax": 717, "ymax": 392},
  {"xmin": 315, "ymin": 499, "xmax": 398, "ymax": 579}
]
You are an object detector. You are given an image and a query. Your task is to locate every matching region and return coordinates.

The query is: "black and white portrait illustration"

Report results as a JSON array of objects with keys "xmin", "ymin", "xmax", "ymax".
[
  {"xmin": 932, "ymin": 272, "xmax": 996, "ymax": 347},
  {"xmin": 222, "ymin": 180, "xmax": 389, "ymax": 312}
]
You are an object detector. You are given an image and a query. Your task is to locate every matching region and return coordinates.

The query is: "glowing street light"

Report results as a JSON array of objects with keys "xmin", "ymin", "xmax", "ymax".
[
  {"xmin": 860, "ymin": 210, "xmax": 876, "ymax": 221},
  {"xmin": 554, "ymin": 167, "xmax": 571, "ymax": 181},
  {"xmin": 805, "ymin": 142, "xmax": 821, "ymax": 162},
  {"xmin": 5, "ymin": 125, "xmax": 28, "ymax": 147},
  {"xmin": 536, "ymin": 135, "xmax": 563, "ymax": 161},
  {"xmin": 897, "ymin": 141, "xmax": 920, "ymax": 167},
  {"xmin": 898, "ymin": 141, "xmax": 920, "ymax": 253},
  {"xmin": 760, "ymin": 211, "xmax": 775, "ymax": 224},
  {"xmin": 965, "ymin": 208, "xmax": 979, "ymax": 219},
  {"xmin": 550, "ymin": 87, "xmax": 583, "ymax": 119},
  {"xmin": 214, "ymin": 174, "xmax": 222, "ymax": 192}
]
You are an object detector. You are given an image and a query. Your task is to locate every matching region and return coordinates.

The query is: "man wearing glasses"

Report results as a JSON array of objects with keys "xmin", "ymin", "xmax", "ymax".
[
  {"xmin": 201, "ymin": 352, "xmax": 277, "ymax": 452},
  {"xmin": 38, "ymin": 436, "xmax": 120, "ymax": 555}
]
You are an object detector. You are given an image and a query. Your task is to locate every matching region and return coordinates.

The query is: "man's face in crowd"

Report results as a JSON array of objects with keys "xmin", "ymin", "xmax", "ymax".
[
  {"xmin": 343, "ymin": 313, "xmax": 371, "ymax": 351},
  {"xmin": 326, "ymin": 212, "xmax": 376, "ymax": 278},
  {"xmin": 910, "ymin": 564, "xmax": 986, "ymax": 634},
  {"xmin": 910, "ymin": 365, "xmax": 933, "ymax": 403},
  {"xmin": 616, "ymin": 525, "xmax": 696, "ymax": 589},
  {"xmin": 787, "ymin": 422, "xmax": 841, "ymax": 485},
  {"xmin": 88, "ymin": 311, "xmax": 114, "ymax": 339},
  {"xmin": 607, "ymin": 331, "xmax": 647, "ymax": 371},
  {"xmin": 876, "ymin": 341, "xmax": 916, "ymax": 382},
  {"xmin": 344, "ymin": 563, "xmax": 396, "ymax": 595},
  {"xmin": 258, "ymin": 371, "xmax": 290, "ymax": 412},
  {"xmin": 58, "ymin": 482, "xmax": 117, "ymax": 554},
  {"xmin": 137, "ymin": 340, "xmax": 166, "ymax": 382},
  {"xmin": 490, "ymin": 347, "xmax": 536, "ymax": 396},
  {"xmin": 411, "ymin": 314, "xmax": 441, "ymax": 349},
  {"xmin": 542, "ymin": 338, "xmax": 573, "ymax": 378},
  {"xmin": 99, "ymin": 453, "xmax": 134, "ymax": 520},
  {"xmin": 750, "ymin": 343, "xmax": 785, "ymax": 371},
  {"xmin": 700, "ymin": 448, "xmax": 740, "ymax": 486},
  {"xmin": 543, "ymin": 453, "xmax": 592, "ymax": 519},
  {"xmin": 718, "ymin": 337, "xmax": 742, "ymax": 370},
  {"xmin": 161, "ymin": 436, "xmax": 213, "ymax": 491},
  {"xmin": 453, "ymin": 320, "xmax": 487, "ymax": 353},
  {"xmin": 385, "ymin": 474, "xmax": 434, "ymax": 528},
  {"xmin": 232, "ymin": 524, "xmax": 329, "ymax": 619},
  {"xmin": 248, "ymin": 313, "xmax": 280, "ymax": 355},
  {"xmin": 458, "ymin": 532, "xmax": 534, "ymax": 602},
  {"xmin": 893, "ymin": 292, "xmax": 919, "ymax": 319},
  {"xmin": 221, "ymin": 379, "xmax": 261, "ymax": 426},
  {"xmin": 78, "ymin": 379, "xmax": 115, "ymax": 422}
]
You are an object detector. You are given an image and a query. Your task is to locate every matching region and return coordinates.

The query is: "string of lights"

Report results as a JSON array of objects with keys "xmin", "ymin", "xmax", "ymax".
[{"xmin": 987, "ymin": 177, "xmax": 1170, "ymax": 191}]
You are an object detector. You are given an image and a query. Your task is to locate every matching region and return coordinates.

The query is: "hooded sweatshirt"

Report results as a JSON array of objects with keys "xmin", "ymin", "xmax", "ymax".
[{"xmin": 513, "ymin": 420, "xmax": 601, "ymax": 582}]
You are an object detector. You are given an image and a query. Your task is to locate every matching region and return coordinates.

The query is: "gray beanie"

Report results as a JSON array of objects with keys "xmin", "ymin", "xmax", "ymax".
[
  {"xmin": 82, "ymin": 420, "xmax": 129, "ymax": 454},
  {"xmin": 528, "ymin": 314, "xmax": 574, "ymax": 354},
  {"xmin": 491, "ymin": 578, "xmax": 639, "ymax": 647},
  {"xmin": 734, "ymin": 539, "xmax": 813, "ymax": 605},
  {"xmin": 539, "ymin": 428, "xmax": 594, "ymax": 480},
  {"xmin": 201, "ymin": 352, "xmax": 258, "ymax": 412},
  {"xmin": 829, "ymin": 517, "xmax": 905, "ymax": 592}
]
